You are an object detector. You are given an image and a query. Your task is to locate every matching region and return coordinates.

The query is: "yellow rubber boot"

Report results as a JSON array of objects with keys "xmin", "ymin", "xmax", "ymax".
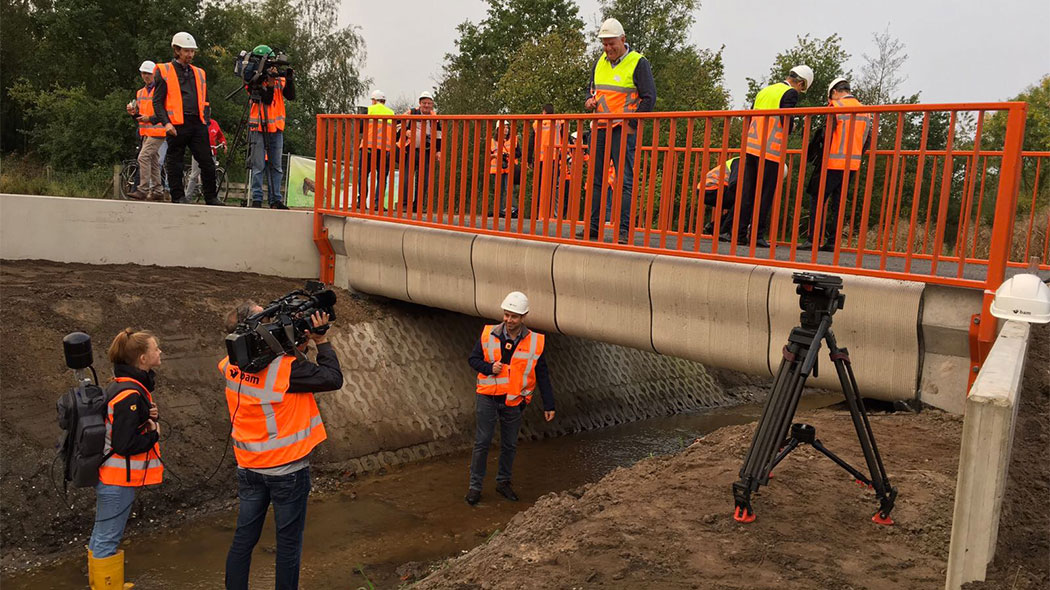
[
  {"xmin": 86, "ymin": 548, "xmax": 94, "ymax": 584},
  {"xmin": 89, "ymin": 549, "xmax": 134, "ymax": 589}
]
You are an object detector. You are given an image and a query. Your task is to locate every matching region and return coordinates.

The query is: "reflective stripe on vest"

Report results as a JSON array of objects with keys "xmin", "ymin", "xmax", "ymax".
[
  {"xmin": 476, "ymin": 325, "xmax": 545, "ymax": 407},
  {"xmin": 249, "ymin": 78, "xmax": 286, "ymax": 132},
  {"xmin": 745, "ymin": 82, "xmax": 792, "ymax": 162},
  {"xmin": 136, "ymin": 87, "xmax": 166, "ymax": 137},
  {"xmin": 220, "ymin": 355, "xmax": 327, "ymax": 469},
  {"xmin": 593, "ymin": 50, "xmax": 643, "ymax": 128},
  {"xmin": 701, "ymin": 157, "xmax": 738, "ymax": 191},
  {"xmin": 363, "ymin": 103, "xmax": 395, "ymax": 150},
  {"xmin": 99, "ymin": 378, "xmax": 164, "ymax": 487},
  {"xmin": 532, "ymin": 120, "xmax": 561, "ymax": 161},
  {"xmin": 155, "ymin": 62, "xmax": 207, "ymax": 126},
  {"xmin": 827, "ymin": 96, "xmax": 872, "ymax": 171}
]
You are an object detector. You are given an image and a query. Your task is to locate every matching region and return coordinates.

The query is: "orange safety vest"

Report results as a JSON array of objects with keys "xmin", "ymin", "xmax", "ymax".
[
  {"xmin": 219, "ymin": 355, "xmax": 327, "ymax": 469},
  {"xmin": 155, "ymin": 62, "xmax": 207, "ymax": 126},
  {"xmin": 476, "ymin": 325, "xmax": 545, "ymax": 407},
  {"xmin": 363, "ymin": 120, "xmax": 394, "ymax": 151},
  {"xmin": 532, "ymin": 120, "xmax": 561, "ymax": 161},
  {"xmin": 700, "ymin": 157, "xmax": 738, "ymax": 191},
  {"xmin": 249, "ymin": 77, "xmax": 287, "ymax": 133},
  {"xmin": 135, "ymin": 86, "xmax": 166, "ymax": 137},
  {"xmin": 489, "ymin": 137, "xmax": 514, "ymax": 175},
  {"xmin": 98, "ymin": 378, "xmax": 164, "ymax": 487},
  {"xmin": 745, "ymin": 82, "xmax": 792, "ymax": 163},
  {"xmin": 827, "ymin": 96, "xmax": 872, "ymax": 171}
]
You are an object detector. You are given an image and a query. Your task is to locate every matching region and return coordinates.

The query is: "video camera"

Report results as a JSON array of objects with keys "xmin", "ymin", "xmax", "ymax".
[
  {"xmin": 792, "ymin": 272, "xmax": 845, "ymax": 329},
  {"xmin": 234, "ymin": 45, "xmax": 291, "ymax": 89},
  {"xmin": 225, "ymin": 281, "xmax": 337, "ymax": 373}
]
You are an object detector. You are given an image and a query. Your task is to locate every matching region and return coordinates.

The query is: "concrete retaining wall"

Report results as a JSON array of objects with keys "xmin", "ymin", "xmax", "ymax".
[
  {"xmin": 0, "ymin": 194, "xmax": 319, "ymax": 278},
  {"xmin": 945, "ymin": 320, "xmax": 1032, "ymax": 589}
]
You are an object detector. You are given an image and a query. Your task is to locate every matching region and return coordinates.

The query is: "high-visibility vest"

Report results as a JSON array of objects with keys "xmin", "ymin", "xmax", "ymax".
[
  {"xmin": 363, "ymin": 103, "xmax": 395, "ymax": 151},
  {"xmin": 476, "ymin": 325, "xmax": 545, "ymax": 407},
  {"xmin": 219, "ymin": 355, "xmax": 327, "ymax": 469},
  {"xmin": 827, "ymin": 96, "xmax": 872, "ymax": 171},
  {"xmin": 489, "ymin": 137, "xmax": 514, "ymax": 174},
  {"xmin": 532, "ymin": 120, "xmax": 561, "ymax": 161},
  {"xmin": 135, "ymin": 86, "xmax": 166, "ymax": 137},
  {"xmin": 593, "ymin": 50, "xmax": 643, "ymax": 128},
  {"xmin": 98, "ymin": 377, "xmax": 164, "ymax": 487},
  {"xmin": 249, "ymin": 77, "xmax": 286, "ymax": 132},
  {"xmin": 701, "ymin": 157, "xmax": 739, "ymax": 191},
  {"xmin": 745, "ymin": 82, "xmax": 792, "ymax": 163},
  {"xmin": 155, "ymin": 62, "xmax": 207, "ymax": 126}
]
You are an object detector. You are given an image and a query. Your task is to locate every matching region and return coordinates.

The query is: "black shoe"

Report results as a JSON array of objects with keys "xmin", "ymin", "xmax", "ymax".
[
  {"xmin": 205, "ymin": 199, "xmax": 224, "ymax": 206},
  {"xmin": 172, "ymin": 197, "xmax": 191, "ymax": 204},
  {"xmin": 617, "ymin": 231, "xmax": 630, "ymax": 245},
  {"xmin": 719, "ymin": 232, "xmax": 733, "ymax": 242},
  {"xmin": 510, "ymin": 208, "xmax": 519, "ymax": 219},
  {"xmin": 250, "ymin": 201, "xmax": 263, "ymax": 208},
  {"xmin": 819, "ymin": 241, "xmax": 836, "ymax": 252},
  {"xmin": 465, "ymin": 488, "xmax": 481, "ymax": 506},
  {"xmin": 703, "ymin": 221, "xmax": 714, "ymax": 234},
  {"xmin": 755, "ymin": 238, "xmax": 770, "ymax": 248},
  {"xmin": 495, "ymin": 481, "xmax": 519, "ymax": 502},
  {"xmin": 575, "ymin": 228, "xmax": 586, "ymax": 239},
  {"xmin": 798, "ymin": 241, "xmax": 813, "ymax": 250},
  {"xmin": 269, "ymin": 201, "xmax": 289, "ymax": 210}
]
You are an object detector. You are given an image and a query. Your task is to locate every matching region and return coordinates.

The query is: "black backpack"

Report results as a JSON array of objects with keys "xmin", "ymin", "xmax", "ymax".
[{"xmin": 56, "ymin": 379, "xmax": 148, "ymax": 488}]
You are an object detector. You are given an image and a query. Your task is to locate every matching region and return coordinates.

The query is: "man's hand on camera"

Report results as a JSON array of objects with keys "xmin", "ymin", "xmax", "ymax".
[{"xmin": 307, "ymin": 311, "xmax": 330, "ymax": 344}]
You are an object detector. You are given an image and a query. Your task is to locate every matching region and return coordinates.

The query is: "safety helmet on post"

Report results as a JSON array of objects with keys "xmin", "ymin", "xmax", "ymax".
[
  {"xmin": 789, "ymin": 64, "xmax": 814, "ymax": 93},
  {"xmin": 598, "ymin": 18, "xmax": 625, "ymax": 38},
  {"xmin": 501, "ymin": 291, "xmax": 530, "ymax": 315},
  {"xmin": 370, "ymin": 89, "xmax": 386, "ymax": 101},
  {"xmin": 171, "ymin": 32, "xmax": 198, "ymax": 49},
  {"xmin": 827, "ymin": 77, "xmax": 850, "ymax": 100},
  {"xmin": 139, "ymin": 60, "xmax": 156, "ymax": 73}
]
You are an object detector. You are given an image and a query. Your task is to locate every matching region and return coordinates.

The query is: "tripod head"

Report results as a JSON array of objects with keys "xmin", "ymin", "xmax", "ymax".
[{"xmin": 793, "ymin": 272, "xmax": 845, "ymax": 331}]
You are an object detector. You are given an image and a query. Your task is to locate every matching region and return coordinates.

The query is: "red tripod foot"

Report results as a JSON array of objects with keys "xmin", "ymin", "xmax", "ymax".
[
  {"xmin": 733, "ymin": 506, "xmax": 756, "ymax": 523},
  {"xmin": 871, "ymin": 511, "xmax": 894, "ymax": 526}
]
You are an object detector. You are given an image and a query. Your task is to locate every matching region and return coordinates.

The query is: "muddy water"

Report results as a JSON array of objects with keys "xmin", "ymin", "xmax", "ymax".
[{"xmin": 4, "ymin": 395, "xmax": 838, "ymax": 589}]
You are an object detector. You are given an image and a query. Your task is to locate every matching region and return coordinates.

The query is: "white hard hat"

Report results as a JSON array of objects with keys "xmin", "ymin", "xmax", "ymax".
[
  {"xmin": 789, "ymin": 65, "xmax": 814, "ymax": 93},
  {"xmin": 419, "ymin": 90, "xmax": 434, "ymax": 101},
  {"xmin": 827, "ymin": 77, "xmax": 850, "ymax": 100},
  {"xmin": 171, "ymin": 32, "xmax": 198, "ymax": 49},
  {"xmin": 598, "ymin": 18, "xmax": 625, "ymax": 39},
  {"xmin": 139, "ymin": 60, "xmax": 156, "ymax": 74},
  {"xmin": 501, "ymin": 291, "xmax": 530, "ymax": 315},
  {"xmin": 370, "ymin": 89, "xmax": 385, "ymax": 101},
  {"xmin": 990, "ymin": 274, "xmax": 1050, "ymax": 324}
]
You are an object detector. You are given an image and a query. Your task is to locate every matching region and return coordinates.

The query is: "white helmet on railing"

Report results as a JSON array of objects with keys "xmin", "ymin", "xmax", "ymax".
[
  {"xmin": 789, "ymin": 65, "xmax": 814, "ymax": 93},
  {"xmin": 501, "ymin": 291, "xmax": 530, "ymax": 315},
  {"xmin": 171, "ymin": 32, "xmax": 198, "ymax": 49}
]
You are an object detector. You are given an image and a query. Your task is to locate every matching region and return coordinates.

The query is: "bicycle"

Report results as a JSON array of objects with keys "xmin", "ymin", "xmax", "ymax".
[{"xmin": 118, "ymin": 157, "xmax": 168, "ymax": 200}]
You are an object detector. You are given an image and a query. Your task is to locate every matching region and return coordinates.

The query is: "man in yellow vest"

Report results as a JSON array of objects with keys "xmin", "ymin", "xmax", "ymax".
[
  {"xmin": 246, "ymin": 45, "xmax": 294, "ymax": 209},
  {"xmin": 466, "ymin": 291, "xmax": 555, "ymax": 505},
  {"xmin": 802, "ymin": 78, "xmax": 873, "ymax": 252},
  {"xmin": 221, "ymin": 302, "xmax": 343, "ymax": 590},
  {"xmin": 360, "ymin": 89, "xmax": 395, "ymax": 210},
  {"xmin": 735, "ymin": 65, "xmax": 814, "ymax": 247},
  {"xmin": 578, "ymin": 18, "xmax": 656, "ymax": 244},
  {"xmin": 152, "ymin": 32, "xmax": 223, "ymax": 206},
  {"xmin": 126, "ymin": 60, "xmax": 167, "ymax": 201}
]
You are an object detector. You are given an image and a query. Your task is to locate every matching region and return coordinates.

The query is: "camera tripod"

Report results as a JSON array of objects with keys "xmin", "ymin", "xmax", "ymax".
[{"xmin": 731, "ymin": 273, "xmax": 897, "ymax": 525}]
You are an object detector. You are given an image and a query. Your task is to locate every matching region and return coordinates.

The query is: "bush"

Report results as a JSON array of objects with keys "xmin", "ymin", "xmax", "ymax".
[{"xmin": 0, "ymin": 155, "xmax": 113, "ymax": 198}]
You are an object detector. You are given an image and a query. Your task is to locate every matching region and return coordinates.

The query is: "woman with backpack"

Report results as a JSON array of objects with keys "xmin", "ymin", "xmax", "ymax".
[{"xmin": 87, "ymin": 328, "xmax": 163, "ymax": 589}]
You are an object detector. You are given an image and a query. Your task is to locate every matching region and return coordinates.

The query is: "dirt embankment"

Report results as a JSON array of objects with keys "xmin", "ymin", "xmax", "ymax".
[
  {"xmin": 415, "ymin": 325, "xmax": 1050, "ymax": 590},
  {"xmin": 0, "ymin": 260, "xmax": 384, "ymax": 570}
]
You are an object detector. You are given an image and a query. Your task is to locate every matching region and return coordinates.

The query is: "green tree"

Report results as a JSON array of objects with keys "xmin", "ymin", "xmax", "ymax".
[
  {"xmin": 497, "ymin": 31, "xmax": 590, "ymax": 114},
  {"xmin": 437, "ymin": 0, "xmax": 585, "ymax": 114},
  {"xmin": 745, "ymin": 34, "xmax": 851, "ymax": 108},
  {"xmin": 855, "ymin": 27, "xmax": 908, "ymax": 105}
]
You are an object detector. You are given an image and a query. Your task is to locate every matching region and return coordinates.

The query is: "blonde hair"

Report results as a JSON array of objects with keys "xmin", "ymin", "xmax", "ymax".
[{"xmin": 108, "ymin": 328, "xmax": 157, "ymax": 365}]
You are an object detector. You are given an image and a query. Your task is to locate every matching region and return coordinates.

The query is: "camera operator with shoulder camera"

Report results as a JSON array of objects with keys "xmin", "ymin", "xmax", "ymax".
[
  {"xmin": 220, "ymin": 299, "xmax": 341, "ymax": 590},
  {"xmin": 246, "ymin": 45, "xmax": 295, "ymax": 209}
]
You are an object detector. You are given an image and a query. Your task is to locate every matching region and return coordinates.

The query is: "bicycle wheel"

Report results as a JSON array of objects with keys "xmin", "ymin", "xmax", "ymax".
[
  {"xmin": 119, "ymin": 160, "xmax": 138, "ymax": 199},
  {"xmin": 215, "ymin": 167, "xmax": 229, "ymax": 203}
]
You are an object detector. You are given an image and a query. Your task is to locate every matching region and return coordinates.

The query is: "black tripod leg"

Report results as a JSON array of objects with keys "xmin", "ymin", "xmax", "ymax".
[
  {"xmin": 809, "ymin": 439, "xmax": 871, "ymax": 485},
  {"xmin": 767, "ymin": 438, "xmax": 800, "ymax": 473}
]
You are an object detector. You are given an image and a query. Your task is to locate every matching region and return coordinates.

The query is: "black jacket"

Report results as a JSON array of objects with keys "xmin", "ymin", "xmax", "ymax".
[
  {"xmin": 108, "ymin": 364, "xmax": 159, "ymax": 456},
  {"xmin": 468, "ymin": 325, "xmax": 555, "ymax": 411},
  {"xmin": 287, "ymin": 342, "xmax": 343, "ymax": 393},
  {"xmin": 151, "ymin": 60, "xmax": 210, "ymax": 126}
]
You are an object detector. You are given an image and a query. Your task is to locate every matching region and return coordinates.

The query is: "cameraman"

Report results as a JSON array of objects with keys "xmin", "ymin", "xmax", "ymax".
[
  {"xmin": 220, "ymin": 302, "xmax": 342, "ymax": 590},
  {"xmin": 247, "ymin": 45, "xmax": 295, "ymax": 209}
]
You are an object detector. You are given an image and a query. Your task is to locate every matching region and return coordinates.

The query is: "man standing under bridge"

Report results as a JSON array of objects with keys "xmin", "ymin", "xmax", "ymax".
[{"xmin": 466, "ymin": 291, "xmax": 555, "ymax": 505}]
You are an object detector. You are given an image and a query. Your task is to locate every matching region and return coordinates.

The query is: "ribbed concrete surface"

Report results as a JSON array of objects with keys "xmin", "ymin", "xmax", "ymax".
[
  {"xmin": 403, "ymin": 226, "xmax": 478, "ymax": 315},
  {"xmin": 343, "ymin": 218, "xmax": 408, "ymax": 300},
  {"xmin": 472, "ymin": 235, "xmax": 558, "ymax": 334}
]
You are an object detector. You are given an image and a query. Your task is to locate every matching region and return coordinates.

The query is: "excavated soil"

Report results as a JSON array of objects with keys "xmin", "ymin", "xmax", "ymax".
[{"xmin": 414, "ymin": 326, "xmax": 1050, "ymax": 590}]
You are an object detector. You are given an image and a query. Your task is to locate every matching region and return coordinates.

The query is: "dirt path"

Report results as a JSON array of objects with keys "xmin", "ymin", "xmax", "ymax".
[{"xmin": 415, "ymin": 325, "xmax": 1050, "ymax": 590}]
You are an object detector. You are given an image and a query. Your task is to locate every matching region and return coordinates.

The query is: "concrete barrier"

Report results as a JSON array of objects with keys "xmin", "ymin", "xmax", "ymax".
[
  {"xmin": 472, "ymin": 235, "xmax": 559, "ymax": 333},
  {"xmin": 650, "ymin": 257, "xmax": 772, "ymax": 375},
  {"xmin": 766, "ymin": 269, "xmax": 922, "ymax": 400},
  {"xmin": 402, "ymin": 225, "xmax": 478, "ymax": 316},
  {"xmin": 0, "ymin": 194, "xmax": 319, "ymax": 277},
  {"xmin": 920, "ymin": 285, "xmax": 985, "ymax": 414},
  {"xmin": 552, "ymin": 245, "xmax": 656, "ymax": 353},
  {"xmin": 343, "ymin": 217, "xmax": 409, "ymax": 300},
  {"xmin": 945, "ymin": 320, "xmax": 1032, "ymax": 590}
]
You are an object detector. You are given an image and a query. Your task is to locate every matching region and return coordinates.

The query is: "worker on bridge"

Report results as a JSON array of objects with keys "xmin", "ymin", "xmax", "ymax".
[
  {"xmin": 126, "ymin": 60, "xmax": 167, "ymax": 201},
  {"xmin": 736, "ymin": 65, "xmax": 813, "ymax": 247},
  {"xmin": 466, "ymin": 291, "xmax": 555, "ymax": 506},
  {"xmin": 359, "ymin": 89, "xmax": 395, "ymax": 210}
]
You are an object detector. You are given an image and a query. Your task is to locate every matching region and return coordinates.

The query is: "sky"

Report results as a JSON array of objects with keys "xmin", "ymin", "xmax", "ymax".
[{"xmin": 338, "ymin": 0, "xmax": 1050, "ymax": 109}]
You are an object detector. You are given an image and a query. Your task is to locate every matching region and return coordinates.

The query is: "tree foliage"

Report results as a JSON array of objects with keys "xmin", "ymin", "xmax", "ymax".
[
  {"xmin": 745, "ymin": 34, "xmax": 851, "ymax": 108},
  {"xmin": 855, "ymin": 27, "xmax": 908, "ymax": 105},
  {"xmin": 497, "ymin": 31, "xmax": 590, "ymax": 114}
]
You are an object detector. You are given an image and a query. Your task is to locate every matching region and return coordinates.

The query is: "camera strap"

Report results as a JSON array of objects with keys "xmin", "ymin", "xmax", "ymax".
[{"xmin": 253, "ymin": 323, "xmax": 307, "ymax": 363}]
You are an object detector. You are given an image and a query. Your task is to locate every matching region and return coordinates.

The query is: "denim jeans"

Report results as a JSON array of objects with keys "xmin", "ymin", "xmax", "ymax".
[
  {"xmin": 88, "ymin": 482, "xmax": 137, "ymax": 558},
  {"xmin": 491, "ymin": 173, "xmax": 513, "ymax": 215},
  {"xmin": 250, "ymin": 130, "xmax": 284, "ymax": 205},
  {"xmin": 225, "ymin": 466, "xmax": 311, "ymax": 590},
  {"xmin": 468, "ymin": 394, "xmax": 524, "ymax": 491},
  {"xmin": 589, "ymin": 126, "xmax": 636, "ymax": 236}
]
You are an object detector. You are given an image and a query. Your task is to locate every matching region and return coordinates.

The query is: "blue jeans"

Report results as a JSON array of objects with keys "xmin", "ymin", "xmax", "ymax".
[
  {"xmin": 589, "ymin": 126, "xmax": 636, "ymax": 236},
  {"xmin": 492, "ymin": 173, "xmax": 514, "ymax": 214},
  {"xmin": 88, "ymin": 482, "xmax": 137, "ymax": 558},
  {"xmin": 250, "ymin": 130, "xmax": 284, "ymax": 204},
  {"xmin": 225, "ymin": 466, "xmax": 311, "ymax": 590},
  {"xmin": 468, "ymin": 394, "xmax": 524, "ymax": 491}
]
